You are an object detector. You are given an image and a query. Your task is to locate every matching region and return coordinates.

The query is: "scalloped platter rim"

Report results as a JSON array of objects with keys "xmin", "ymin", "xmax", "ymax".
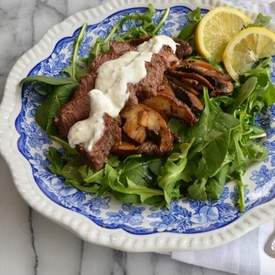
[{"xmin": 0, "ymin": 0, "xmax": 275, "ymax": 252}]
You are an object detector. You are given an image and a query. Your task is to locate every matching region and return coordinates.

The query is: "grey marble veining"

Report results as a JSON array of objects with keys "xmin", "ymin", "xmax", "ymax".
[
  {"xmin": 0, "ymin": 1, "xmax": 267, "ymax": 274},
  {"xmin": 0, "ymin": 159, "xmax": 34, "ymax": 275}
]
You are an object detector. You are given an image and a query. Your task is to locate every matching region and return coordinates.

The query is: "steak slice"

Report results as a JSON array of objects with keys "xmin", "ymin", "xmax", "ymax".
[
  {"xmin": 129, "ymin": 46, "xmax": 179, "ymax": 101},
  {"xmin": 78, "ymin": 114, "xmax": 121, "ymax": 171},
  {"xmin": 55, "ymin": 73, "xmax": 96, "ymax": 138},
  {"xmin": 56, "ymin": 42, "xmax": 178, "ymax": 137},
  {"xmin": 90, "ymin": 41, "xmax": 135, "ymax": 72},
  {"xmin": 174, "ymin": 38, "xmax": 193, "ymax": 59},
  {"xmin": 55, "ymin": 39, "xmax": 179, "ymax": 169},
  {"xmin": 55, "ymin": 41, "xmax": 135, "ymax": 138}
]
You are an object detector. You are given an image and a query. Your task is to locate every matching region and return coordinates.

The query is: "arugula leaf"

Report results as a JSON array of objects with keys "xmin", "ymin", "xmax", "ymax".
[
  {"xmin": 63, "ymin": 57, "xmax": 89, "ymax": 82},
  {"xmin": 260, "ymin": 81, "xmax": 275, "ymax": 106},
  {"xmin": 188, "ymin": 163, "xmax": 229, "ymax": 201},
  {"xmin": 206, "ymin": 164, "xmax": 229, "ymax": 200},
  {"xmin": 82, "ymin": 167, "xmax": 104, "ymax": 184},
  {"xmin": 105, "ymin": 164, "xmax": 163, "ymax": 203},
  {"xmin": 152, "ymin": 8, "xmax": 170, "ymax": 35},
  {"xmin": 36, "ymin": 83, "xmax": 78, "ymax": 135},
  {"xmin": 119, "ymin": 155, "xmax": 152, "ymax": 186},
  {"xmin": 107, "ymin": 155, "xmax": 120, "ymax": 168},
  {"xmin": 21, "ymin": 76, "xmax": 77, "ymax": 86},
  {"xmin": 90, "ymin": 38, "xmax": 108, "ymax": 60},
  {"xmin": 112, "ymin": 192, "xmax": 140, "ymax": 204},
  {"xmin": 127, "ymin": 178, "xmax": 163, "ymax": 203},
  {"xmin": 187, "ymin": 178, "xmax": 208, "ymax": 200},
  {"xmin": 47, "ymin": 146, "xmax": 104, "ymax": 193},
  {"xmin": 243, "ymin": 58, "xmax": 275, "ymax": 107},
  {"xmin": 89, "ymin": 4, "xmax": 170, "ymax": 59},
  {"xmin": 248, "ymin": 13, "xmax": 272, "ymax": 27},
  {"xmin": 22, "ymin": 24, "xmax": 87, "ymax": 86},
  {"xmin": 47, "ymin": 145, "xmax": 165, "ymax": 205},
  {"xmin": 143, "ymin": 3, "xmax": 155, "ymax": 20},
  {"xmin": 148, "ymin": 158, "xmax": 163, "ymax": 175},
  {"xmin": 64, "ymin": 24, "xmax": 90, "ymax": 81},
  {"xmin": 71, "ymin": 24, "xmax": 87, "ymax": 80},
  {"xmin": 189, "ymin": 89, "xmax": 239, "ymax": 177},
  {"xmin": 178, "ymin": 7, "xmax": 201, "ymax": 40},
  {"xmin": 168, "ymin": 118, "xmax": 186, "ymax": 141},
  {"xmin": 223, "ymin": 57, "xmax": 275, "ymax": 210},
  {"xmin": 237, "ymin": 178, "xmax": 245, "ymax": 212},
  {"xmin": 47, "ymin": 147, "xmax": 65, "ymax": 175},
  {"xmin": 90, "ymin": 5, "xmax": 155, "ymax": 56},
  {"xmin": 228, "ymin": 77, "xmax": 257, "ymax": 112},
  {"xmin": 61, "ymin": 162, "xmax": 83, "ymax": 185},
  {"xmin": 50, "ymin": 135, "xmax": 78, "ymax": 156},
  {"xmin": 114, "ymin": 4, "xmax": 157, "ymax": 37},
  {"xmin": 62, "ymin": 162, "xmax": 101, "ymax": 193},
  {"xmin": 158, "ymin": 141, "xmax": 194, "ymax": 205}
]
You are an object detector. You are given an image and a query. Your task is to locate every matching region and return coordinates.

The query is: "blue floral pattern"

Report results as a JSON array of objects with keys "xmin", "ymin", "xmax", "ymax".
[{"xmin": 15, "ymin": 6, "xmax": 275, "ymax": 235}]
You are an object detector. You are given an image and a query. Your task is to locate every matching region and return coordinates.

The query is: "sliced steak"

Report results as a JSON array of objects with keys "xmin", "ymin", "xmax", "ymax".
[
  {"xmin": 90, "ymin": 41, "xmax": 135, "ymax": 72},
  {"xmin": 56, "ymin": 42, "xmax": 178, "ymax": 137},
  {"xmin": 129, "ymin": 47, "xmax": 179, "ymax": 101},
  {"xmin": 128, "ymin": 36, "xmax": 151, "ymax": 46},
  {"xmin": 56, "ymin": 41, "xmax": 135, "ymax": 138},
  {"xmin": 55, "ymin": 39, "xmax": 179, "ymax": 169},
  {"xmin": 55, "ymin": 73, "xmax": 96, "ymax": 138},
  {"xmin": 79, "ymin": 114, "xmax": 121, "ymax": 171},
  {"xmin": 174, "ymin": 39, "xmax": 193, "ymax": 59},
  {"xmin": 158, "ymin": 46, "xmax": 179, "ymax": 69}
]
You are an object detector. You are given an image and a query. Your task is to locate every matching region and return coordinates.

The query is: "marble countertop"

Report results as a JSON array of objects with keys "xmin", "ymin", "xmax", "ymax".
[{"xmin": 0, "ymin": 1, "xmax": 273, "ymax": 275}]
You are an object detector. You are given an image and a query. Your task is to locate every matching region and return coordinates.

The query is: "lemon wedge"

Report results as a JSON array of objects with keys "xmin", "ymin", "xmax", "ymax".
[
  {"xmin": 223, "ymin": 27, "xmax": 275, "ymax": 79},
  {"xmin": 195, "ymin": 6, "xmax": 251, "ymax": 62}
]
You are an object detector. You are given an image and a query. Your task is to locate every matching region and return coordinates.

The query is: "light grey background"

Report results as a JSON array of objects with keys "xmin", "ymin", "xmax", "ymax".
[{"xmin": 0, "ymin": 1, "xmax": 270, "ymax": 274}]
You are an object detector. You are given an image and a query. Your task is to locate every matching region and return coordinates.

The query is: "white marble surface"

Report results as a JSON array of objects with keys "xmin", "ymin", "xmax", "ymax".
[{"xmin": 0, "ymin": 1, "xmax": 272, "ymax": 275}]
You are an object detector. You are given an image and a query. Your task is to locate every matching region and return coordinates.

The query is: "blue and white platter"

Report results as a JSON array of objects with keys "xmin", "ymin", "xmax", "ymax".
[{"xmin": 0, "ymin": 0, "xmax": 274, "ymax": 252}]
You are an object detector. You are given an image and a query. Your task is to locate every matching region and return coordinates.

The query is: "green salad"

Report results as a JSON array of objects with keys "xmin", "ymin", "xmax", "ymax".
[{"xmin": 21, "ymin": 5, "xmax": 275, "ymax": 211}]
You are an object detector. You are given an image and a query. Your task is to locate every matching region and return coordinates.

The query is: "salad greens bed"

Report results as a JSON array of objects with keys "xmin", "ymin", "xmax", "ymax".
[{"xmin": 21, "ymin": 5, "xmax": 275, "ymax": 211}]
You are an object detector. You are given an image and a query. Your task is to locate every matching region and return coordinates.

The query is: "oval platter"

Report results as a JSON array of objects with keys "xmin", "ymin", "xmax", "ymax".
[{"xmin": 0, "ymin": 0, "xmax": 275, "ymax": 252}]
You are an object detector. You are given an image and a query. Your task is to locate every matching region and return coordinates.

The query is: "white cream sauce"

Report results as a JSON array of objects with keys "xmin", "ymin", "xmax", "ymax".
[{"xmin": 68, "ymin": 35, "xmax": 177, "ymax": 151}]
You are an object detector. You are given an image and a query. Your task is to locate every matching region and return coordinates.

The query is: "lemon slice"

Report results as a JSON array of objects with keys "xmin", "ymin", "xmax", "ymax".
[
  {"xmin": 196, "ymin": 6, "xmax": 251, "ymax": 61},
  {"xmin": 223, "ymin": 27, "xmax": 275, "ymax": 79}
]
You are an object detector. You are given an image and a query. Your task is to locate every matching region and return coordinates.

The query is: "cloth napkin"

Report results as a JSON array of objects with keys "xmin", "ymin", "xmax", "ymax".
[
  {"xmin": 171, "ymin": 221, "xmax": 275, "ymax": 275},
  {"xmin": 171, "ymin": 1, "xmax": 275, "ymax": 274}
]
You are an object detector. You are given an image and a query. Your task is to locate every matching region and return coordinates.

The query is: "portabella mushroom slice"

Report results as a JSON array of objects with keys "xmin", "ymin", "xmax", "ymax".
[
  {"xmin": 138, "ymin": 141, "xmax": 161, "ymax": 155},
  {"xmin": 121, "ymin": 106, "xmax": 147, "ymax": 144},
  {"xmin": 167, "ymin": 71, "xmax": 214, "ymax": 90},
  {"xmin": 157, "ymin": 77, "xmax": 175, "ymax": 97},
  {"xmin": 121, "ymin": 104, "xmax": 173, "ymax": 154},
  {"xmin": 143, "ymin": 93, "xmax": 198, "ymax": 124},
  {"xmin": 111, "ymin": 141, "xmax": 138, "ymax": 156},
  {"xmin": 179, "ymin": 59, "xmax": 234, "ymax": 96},
  {"xmin": 179, "ymin": 59, "xmax": 230, "ymax": 80},
  {"xmin": 112, "ymin": 140, "xmax": 169, "ymax": 157},
  {"xmin": 182, "ymin": 91, "xmax": 204, "ymax": 112},
  {"xmin": 167, "ymin": 75, "xmax": 200, "ymax": 96},
  {"xmin": 165, "ymin": 79, "xmax": 204, "ymax": 112}
]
